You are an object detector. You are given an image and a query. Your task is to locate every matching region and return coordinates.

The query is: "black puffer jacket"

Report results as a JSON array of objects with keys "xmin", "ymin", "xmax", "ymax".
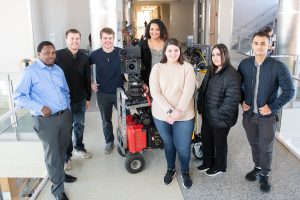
[{"xmin": 197, "ymin": 64, "xmax": 241, "ymax": 128}]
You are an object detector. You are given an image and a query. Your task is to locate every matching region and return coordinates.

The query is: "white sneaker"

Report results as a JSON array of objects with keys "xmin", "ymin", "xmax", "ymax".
[
  {"xmin": 64, "ymin": 160, "xmax": 72, "ymax": 170},
  {"xmin": 74, "ymin": 149, "xmax": 93, "ymax": 159}
]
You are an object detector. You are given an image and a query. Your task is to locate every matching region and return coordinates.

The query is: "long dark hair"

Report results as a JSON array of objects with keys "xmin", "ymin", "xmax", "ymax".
[
  {"xmin": 145, "ymin": 19, "xmax": 168, "ymax": 41},
  {"xmin": 161, "ymin": 38, "xmax": 184, "ymax": 64},
  {"xmin": 211, "ymin": 43, "xmax": 231, "ymax": 72}
]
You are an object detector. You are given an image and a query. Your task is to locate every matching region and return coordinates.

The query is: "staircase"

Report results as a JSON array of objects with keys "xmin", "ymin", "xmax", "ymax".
[{"xmin": 232, "ymin": 4, "xmax": 278, "ymax": 55}]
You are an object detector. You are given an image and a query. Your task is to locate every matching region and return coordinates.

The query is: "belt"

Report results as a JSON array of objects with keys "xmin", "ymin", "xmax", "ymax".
[
  {"xmin": 51, "ymin": 109, "xmax": 67, "ymax": 117},
  {"xmin": 251, "ymin": 112, "xmax": 258, "ymax": 116},
  {"xmin": 34, "ymin": 108, "xmax": 67, "ymax": 118}
]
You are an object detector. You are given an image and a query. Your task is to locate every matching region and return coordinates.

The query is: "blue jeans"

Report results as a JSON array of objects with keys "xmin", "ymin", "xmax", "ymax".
[
  {"xmin": 66, "ymin": 99, "xmax": 86, "ymax": 161},
  {"xmin": 153, "ymin": 117, "xmax": 194, "ymax": 172}
]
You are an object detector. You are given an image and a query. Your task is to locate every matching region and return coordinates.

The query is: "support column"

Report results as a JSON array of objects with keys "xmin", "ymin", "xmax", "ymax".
[
  {"xmin": 277, "ymin": 0, "xmax": 300, "ymax": 56},
  {"xmin": 89, "ymin": 0, "xmax": 123, "ymax": 49}
]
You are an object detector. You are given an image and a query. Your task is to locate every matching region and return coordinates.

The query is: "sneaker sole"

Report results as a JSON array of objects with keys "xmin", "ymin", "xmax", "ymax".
[
  {"xmin": 197, "ymin": 168, "xmax": 209, "ymax": 173},
  {"xmin": 164, "ymin": 172, "xmax": 176, "ymax": 185},
  {"xmin": 205, "ymin": 171, "xmax": 223, "ymax": 177},
  {"xmin": 104, "ymin": 150, "xmax": 113, "ymax": 154}
]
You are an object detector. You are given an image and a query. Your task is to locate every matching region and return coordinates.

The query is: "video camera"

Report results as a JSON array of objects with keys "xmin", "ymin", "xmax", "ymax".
[
  {"xmin": 120, "ymin": 46, "xmax": 141, "ymax": 75},
  {"xmin": 120, "ymin": 46, "xmax": 147, "ymax": 105}
]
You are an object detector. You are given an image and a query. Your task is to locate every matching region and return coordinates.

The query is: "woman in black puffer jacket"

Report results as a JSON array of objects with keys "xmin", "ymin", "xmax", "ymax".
[{"xmin": 196, "ymin": 43, "xmax": 241, "ymax": 176}]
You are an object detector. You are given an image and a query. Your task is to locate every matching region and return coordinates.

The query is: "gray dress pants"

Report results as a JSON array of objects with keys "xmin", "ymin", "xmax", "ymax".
[{"xmin": 33, "ymin": 109, "xmax": 72, "ymax": 196}]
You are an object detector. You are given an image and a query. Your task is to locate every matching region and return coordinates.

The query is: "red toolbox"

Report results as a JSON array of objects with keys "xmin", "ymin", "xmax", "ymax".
[{"xmin": 127, "ymin": 123, "xmax": 147, "ymax": 153}]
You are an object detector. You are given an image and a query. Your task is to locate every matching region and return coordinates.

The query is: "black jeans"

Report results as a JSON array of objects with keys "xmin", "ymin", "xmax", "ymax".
[
  {"xmin": 202, "ymin": 119, "xmax": 230, "ymax": 172},
  {"xmin": 96, "ymin": 92, "xmax": 117, "ymax": 144}
]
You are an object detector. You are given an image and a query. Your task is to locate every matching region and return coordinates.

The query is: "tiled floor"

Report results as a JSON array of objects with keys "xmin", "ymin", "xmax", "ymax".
[{"xmin": 36, "ymin": 51, "xmax": 300, "ymax": 200}]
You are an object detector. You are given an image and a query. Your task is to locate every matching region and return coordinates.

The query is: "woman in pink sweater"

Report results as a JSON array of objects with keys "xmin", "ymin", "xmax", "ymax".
[{"xmin": 149, "ymin": 38, "xmax": 196, "ymax": 189}]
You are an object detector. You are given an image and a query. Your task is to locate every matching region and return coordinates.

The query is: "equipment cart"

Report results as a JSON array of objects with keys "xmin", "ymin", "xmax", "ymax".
[
  {"xmin": 116, "ymin": 87, "xmax": 163, "ymax": 174},
  {"xmin": 184, "ymin": 44, "xmax": 212, "ymax": 160}
]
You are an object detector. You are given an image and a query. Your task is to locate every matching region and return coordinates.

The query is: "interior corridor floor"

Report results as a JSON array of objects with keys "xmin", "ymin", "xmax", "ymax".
[{"xmin": 36, "ymin": 51, "xmax": 300, "ymax": 200}]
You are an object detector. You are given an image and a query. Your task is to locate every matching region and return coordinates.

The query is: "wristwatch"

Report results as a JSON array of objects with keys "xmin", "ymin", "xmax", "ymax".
[{"xmin": 167, "ymin": 108, "xmax": 174, "ymax": 115}]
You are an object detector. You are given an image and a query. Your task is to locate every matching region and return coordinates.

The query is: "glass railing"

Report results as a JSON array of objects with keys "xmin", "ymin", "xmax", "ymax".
[
  {"xmin": 273, "ymin": 55, "xmax": 300, "ymax": 108},
  {"xmin": 0, "ymin": 71, "xmax": 39, "ymax": 141},
  {"xmin": 0, "ymin": 107, "xmax": 38, "ymax": 141},
  {"xmin": 236, "ymin": 34, "xmax": 253, "ymax": 55},
  {"xmin": 0, "ymin": 73, "xmax": 21, "ymax": 116},
  {"xmin": 272, "ymin": 55, "xmax": 300, "ymax": 159}
]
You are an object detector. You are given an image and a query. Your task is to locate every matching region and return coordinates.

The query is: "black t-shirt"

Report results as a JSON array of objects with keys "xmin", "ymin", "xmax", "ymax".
[{"xmin": 89, "ymin": 47, "xmax": 124, "ymax": 94}]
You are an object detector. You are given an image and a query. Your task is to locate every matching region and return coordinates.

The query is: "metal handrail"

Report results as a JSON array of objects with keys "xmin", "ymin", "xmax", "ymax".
[
  {"xmin": 292, "ymin": 75, "xmax": 300, "ymax": 81},
  {"xmin": 0, "ymin": 106, "xmax": 21, "ymax": 124}
]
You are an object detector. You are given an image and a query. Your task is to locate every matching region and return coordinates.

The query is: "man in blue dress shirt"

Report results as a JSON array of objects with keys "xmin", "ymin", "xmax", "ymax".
[{"xmin": 14, "ymin": 41, "xmax": 72, "ymax": 200}]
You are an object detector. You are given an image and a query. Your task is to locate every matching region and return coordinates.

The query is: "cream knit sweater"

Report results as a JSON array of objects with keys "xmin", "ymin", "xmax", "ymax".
[{"xmin": 149, "ymin": 61, "xmax": 196, "ymax": 121}]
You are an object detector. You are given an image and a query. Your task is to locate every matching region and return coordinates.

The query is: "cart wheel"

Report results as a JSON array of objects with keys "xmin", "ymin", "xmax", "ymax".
[
  {"xmin": 192, "ymin": 142, "xmax": 203, "ymax": 160},
  {"xmin": 125, "ymin": 154, "xmax": 145, "ymax": 174},
  {"xmin": 117, "ymin": 143, "xmax": 126, "ymax": 157}
]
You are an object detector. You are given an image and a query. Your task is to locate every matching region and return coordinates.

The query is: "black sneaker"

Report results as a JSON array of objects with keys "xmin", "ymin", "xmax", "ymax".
[
  {"xmin": 181, "ymin": 171, "xmax": 193, "ymax": 189},
  {"xmin": 245, "ymin": 167, "xmax": 262, "ymax": 181},
  {"xmin": 205, "ymin": 168, "xmax": 224, "ymax": 176},
  {"xmin": 259, "ymin": 174, "xmax": 271, "ymax": 192},
  {"xmin": 164, "ymin": 169, "xmax": 176, "ymax": 185},
  {"xmin": 196, "ymin": 165, "xmax": 209, "ymax": 172}
]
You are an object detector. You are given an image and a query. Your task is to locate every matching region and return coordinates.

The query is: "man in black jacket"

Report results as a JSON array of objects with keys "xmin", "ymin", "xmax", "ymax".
[
  {"xmin": 56, "ymin": 29, "xmax": 92, "ymax": 172},
  {"xmin": 238, "ymin": 31, "xmax": 295, "ymax": 192}
]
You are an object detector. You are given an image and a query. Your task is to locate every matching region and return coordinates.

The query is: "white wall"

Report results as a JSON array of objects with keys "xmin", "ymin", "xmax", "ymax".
[
  {"xmin": 89, "ymin": 0, "xmax": 123, "ymax": 50},
  {"xmin": 218, "ymin": 0, "xmax": 234, "ymax": 48},
  {"xmin": 30, "ymin": 0, "xmax": 91, "ymax": 52},
  {"xmin": 170, "ymin": 0, "xmax": 193, "ymax": 43},
  {"xmin": 0, "ymin": 141, "xmax": 46, "ymax": 178},
  {"xmin": 0, "ymin": 0, "xmax": 34, "ymax": 73}
]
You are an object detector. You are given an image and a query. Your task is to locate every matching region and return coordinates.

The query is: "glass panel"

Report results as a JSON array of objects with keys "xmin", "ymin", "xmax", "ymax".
[
  {"xmin": 273, "ymin": 56, "xmax": 296, "ymax": 75},
  {"xmin": 237, "ymin": 35, "xmax": 252, "ymax": 55},
  {"xmin": 0, "ymin": 73, "xmax": 21, "ymax": 115},
  {"xmin": 0, "ymin": 109, "xmax": 35, "ymax": 140},
  {"xmin": 296, "ymin": 82, "xmax": 300, "ymax": 102},
  {"xmin": 0, "ymin": 79, "xmax": 10, "ymax": 116}
]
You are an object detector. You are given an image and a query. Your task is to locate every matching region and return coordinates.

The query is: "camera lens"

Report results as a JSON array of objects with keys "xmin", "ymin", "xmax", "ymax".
[{"xmin": 128, "ymin": 64, "xmax": 135, "ymax": 70}]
